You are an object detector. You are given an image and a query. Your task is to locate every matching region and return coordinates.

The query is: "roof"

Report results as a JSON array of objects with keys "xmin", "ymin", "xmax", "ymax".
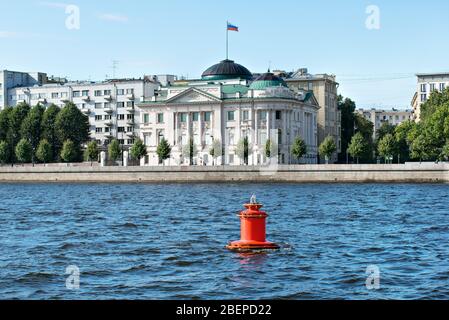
[
  {"xmin": 249, "ymin": 72, "xmax": 287, "ymax": 90},
  {"xmin": 201, "ymin": 59, "xmax": 252, "ymax": 81}
]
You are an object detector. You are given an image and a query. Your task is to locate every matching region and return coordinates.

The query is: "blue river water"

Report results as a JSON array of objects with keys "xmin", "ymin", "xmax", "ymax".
[{"xmin": 0, "ymin": 183, "xmax": 448, "ymax": 300}]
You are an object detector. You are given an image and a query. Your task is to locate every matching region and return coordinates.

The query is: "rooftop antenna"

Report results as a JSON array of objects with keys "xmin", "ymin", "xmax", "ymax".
[
  {"xmin": 268, "ymin": 60, "xmax": 272, "ymax": 73},
  {"xmin": 112, "ymin": 60, "xmax": 119, "ymax": 79}
]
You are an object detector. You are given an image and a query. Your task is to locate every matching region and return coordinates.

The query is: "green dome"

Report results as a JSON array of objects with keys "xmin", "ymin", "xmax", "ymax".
[
  {"xmin": 202, "ymin": 59, "xmax": 252, "ymax": 81},
  {"xmin": 249, "ymin": 72, "xmax": 287, "ymax": 90}
]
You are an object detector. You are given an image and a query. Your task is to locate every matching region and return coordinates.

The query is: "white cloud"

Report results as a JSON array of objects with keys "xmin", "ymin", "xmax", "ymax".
[
  {"xmin": 98, "ymin": 13, "xmax": 129, "ymax": 23},
  {"xmin": 37, "ymin": 1, "xmax": 70, "ymax": 9}
]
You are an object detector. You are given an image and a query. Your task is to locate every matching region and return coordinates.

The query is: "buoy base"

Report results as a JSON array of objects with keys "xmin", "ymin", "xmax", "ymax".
[{"xmin": 226, "ymin": 240, "xmax": 280, "ymax": 252}]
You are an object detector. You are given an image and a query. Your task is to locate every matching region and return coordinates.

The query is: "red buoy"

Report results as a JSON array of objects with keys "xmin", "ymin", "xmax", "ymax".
[{"xmin": 227, "ymin": 195, "xmax": 279, "ymax": 252}]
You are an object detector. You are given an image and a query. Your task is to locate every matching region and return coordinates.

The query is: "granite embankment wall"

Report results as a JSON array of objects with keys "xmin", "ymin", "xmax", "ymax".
[{"xmin": 0, "ymin": 163, "xmax": 448, "ymax": 183}]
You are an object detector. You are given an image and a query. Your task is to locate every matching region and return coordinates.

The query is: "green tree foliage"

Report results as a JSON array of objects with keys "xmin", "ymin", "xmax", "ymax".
[
  {"xmin": 36, "ymin": 139, "xmax": 52, "ymax": 164},
  {"xmin": 0, "ymin": 141, "xmax": 10, "ymax": 164},
  {"xmin": 182, "ymin": 138, "xmax": 197, "ymax": 164},
  {"xmin": 85, "ymin": 141, "xmax": 99, "ymax": 163},
  {"xmin": 55, "ymin": 102, "xmax": 90, "ymax": 148},
  {"xmin": 348, "ymin": 132, "xmax": 368, "ymax": 164},
  {"xmin": 377, "ymin": 134, "xmax": 397, "ymax": 163},
  {"xmin": 209, "ymin": 139, "xmax": 222, "ymax": 159},
  {"xmin": 376, "ymin": 123, "xmax": 396, "ymax": 144},
  {"xmin": 319, "ymin": 135, "xmax": 337, "ymax": 163},
  {"xmin": 236, "ymin": 137, "xmax": 251, "ymax": 165},
  {"xmin": 420, "ymin": 87, "xmax": 449, "ymax": 122},
  {"xmin": 7, "ymin": 102, "xmax": 30, "ymax": 163},
  {"xmin": 60, "ymin": 140, "xmax": 78, "ymax": 163},
  {"xmin": 0, "ymin": 107, "xmax": 12, "ymax": 142},
  {"xmin": 291, "ymin": 136, "xmax": 307, "ymax": 162},
  {"xmin": 156, "ymin": 138, "xmax": 171, "ymax": 164},
  {"xmin": 21, "ymin": 104, "xmax": 44, "ymax": 160},
  {"xmin": 15, "ymin": 138, "xmax": 32, "ymax": 163},
  {"xmin": 440, "ymin": 140, "xmax": 449, "ymax": 161},
  {"xmin": 338, "ymin": 95, "xmax": 356, "ymax": 162},
  {"xmin": 394, "ymin": 120, "xmax": 416, "ymax": 163},
  {"xmin": 130, "ymin": 138, "xmax": 147, "ymax": 161},
  {"xmin": 108, "ymin": 139, "xmax": 121, "ymax": 162},
  {"xmin": 264, "ymin": 139, "xmax": 278, "ymax": 159},
  {"xmin": 41, "ymin": 104, "xmax": 61, "ymax": 161}
]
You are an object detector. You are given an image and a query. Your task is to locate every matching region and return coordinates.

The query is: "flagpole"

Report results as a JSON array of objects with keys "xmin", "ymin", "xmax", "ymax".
[{"xmin": 226, "ymin": 21, "xmax": 229, "ymax": 60}]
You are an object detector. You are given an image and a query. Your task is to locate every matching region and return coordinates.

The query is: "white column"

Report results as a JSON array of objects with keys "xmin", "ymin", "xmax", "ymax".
[
  {"xmin": 198, "ymin": 112, "xmax": 203, "ymax": 148},
  {"xmin": 123, "ymin": 151, "xmax": 129, "ymax": 167},
  {"xmin": 100, "ymin": 151, "xmax": 106, "ymax": 167}
]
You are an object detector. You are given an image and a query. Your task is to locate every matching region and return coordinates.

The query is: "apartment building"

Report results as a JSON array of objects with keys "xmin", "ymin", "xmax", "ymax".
[
  {"xmin": 6, "ymin": 77, "xmax": 159, "ymax": 147},
  {"xmin": 282, "ymin": 68, "xmax": 341, "ymax": 163},
  {"xmin": 412, "ymin": 72, "xmax": 449, "ymax": 122},
  {"xmin": 356, "ymin": 108, "xmax": 413, "ymax": 139}
]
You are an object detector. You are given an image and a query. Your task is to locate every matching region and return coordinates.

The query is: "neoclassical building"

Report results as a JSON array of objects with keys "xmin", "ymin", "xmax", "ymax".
[{"xmin": 137, "ymin": 59, "xmax": 319, "ymax": 166}]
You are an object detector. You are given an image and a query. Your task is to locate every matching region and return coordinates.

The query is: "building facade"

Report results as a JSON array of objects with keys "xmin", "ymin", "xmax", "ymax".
[
  {"xmin": 412, "ymin": 72, "xmax": 449, "ymax": 122},
  {"xmin": 5, "ymin": 76, "xmax": 159, "ymax": 147},
  {"xmin": 283, "ymin": 68, "xmax": 341, "ymax": 163},
  {"xmin": 356, "ymin": 108, "xmax": 413, "ymax": 139},
  {"xmin": 137, "ymin": 60, "xmax": 319, "ymax": 166}
]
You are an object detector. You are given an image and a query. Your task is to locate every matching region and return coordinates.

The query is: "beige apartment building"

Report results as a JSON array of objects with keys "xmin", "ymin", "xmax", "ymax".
[
  {"xmin": 280, "ymin": 68, "xmax": 341, "ymax": 163},
  {"xmin": 356, "ymin": 108, "xmax": 413, "ymax": 140},
  {"xmin": 412, "ymin": 72, "xmax": 449, "ymax": 122}
]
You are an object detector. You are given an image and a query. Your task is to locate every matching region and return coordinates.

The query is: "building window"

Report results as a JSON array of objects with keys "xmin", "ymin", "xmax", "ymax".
[
  {"xmin": 440, "ymin": 83, "xmax": 446, "ymax": 91},
  {"xmin": 96, "ymin": 128, "xmax": 103, "ymax": 133},
  {"xmin": 126, "ymin": 89, "xmax": 134, "ymax": 94},
  {"xmin": 430, "ymin": 84, "xmax": 436, "ymax": 92},
  {"xmin": 104, "ymin": 115, "xmax": 112, "ymax": 120},
  {"xmin": 117, "ymin": 102, "xmax": 125, "ymax": 108},
  {"xmin": 127, "ymin": 139, "xmax": 135, "ymax": 145},
  {"xmin": 51, "ymin": 93, "xmax": 59, "ymax": 99},
  {"xmin": 157, "ymin": 130, "xmax": 165, "ymax": 144},
  {"xmin": 118, "ymin": 127, "xmax": 125, "ymax": 133},
  {"xmin": 117, "ymin": 89, "xmax": 125, "ymax": 95},
  {"xmin": 143, "ymin": 114, "xmax": 149, "ymax": 124},
  {"xmin": 94, "ymin": 90, "xmax": 102, "ymax": 96},
  {"xmin": 104, "ymin": 90, "xmax": 111, "ymax": 95},
  {"xmin": 127, "ymin": 101, "xmax": 134, "ymax": 108},
  {"xmin": 242, "ymin": 110, "xmax": 249, "ymax": 121},
  {"xmin": 278, "ymin": 129, "xmax": 282, "ymax": 145},
  {"xmin": 82, "ymin": 90, "xmax": 89, "ymax": 96},
  {"xmin": 105, "ymin": 127, "xmax": 110, "ymax": 133},
  {"xmin": 260, "ymin": 111, "xmax": 267, "ymax": 121},
  {"xmin": 180, "ymin": 113, "xmax": 187, "ymax": 123},
  {"xmin": 227, "ymin": 111, "xmax": 235, "ymax": 121},
  {"xmin": 95, "ymin": 103, "xmax": 103, "ymax": 109},
  {"xmin": 421, "ymin": 94, "xmax": 427, "ymax": 102},
  {"xmin": 144, "ymin": 134, "xmax": 151, "ymax": 146},
  {"xmin": 127, "ymin": 114, "xmax": 134, "ymax": 120},
  {"xmin": 204, "ymin": 112, "xmax": 211, "ymax": 122},
  {"xmin": 104, "ymin": 103, "xmax": 111, "ymax": 108},
  {"xmin": 157, "ymin": 113, "xmax": 164, "ymax": 124},
  {"xmin": 276, "ymin": 110, "xmax": 282, "ymax": 120},
  {"xmin": 95, "ymin": 115, "xmax": 103, "ymax": 121},
  {"xmin": 127, "ymin": 126, "xmax": 134, "ymax": 132},
  {"xmin": 73, "ymin": 91, "xmax": 81, "ymax": 97},
  {"xmin": 421, "ymin": 84, "xmax": 427, "ymax": 92},
  {"xmin": 117, "ymin": 114, "xmax": 125, "ymax": 120},
  {"xmin": 192, "ymin": 112, "xmax": 199, "ymax": 122},
  {"xmin": 61, "ymin": 92, "xmax": 68, "ymax": 98}
]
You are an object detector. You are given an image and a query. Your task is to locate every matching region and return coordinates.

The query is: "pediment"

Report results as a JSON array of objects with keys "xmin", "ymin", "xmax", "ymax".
[{"xmin": 166, "ymin": 88, "xmax": 222, "ymax": 104}]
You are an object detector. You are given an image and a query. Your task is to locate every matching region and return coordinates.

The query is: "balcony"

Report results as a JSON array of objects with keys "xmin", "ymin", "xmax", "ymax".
[
  {"xmin": 104, "ymin": 95, "xmax": 113, "ymax": 101},
  {"xmin": 38, "ymin": 98, "xmax": 47, "ymax": 104},
  {"xmin": 60, "ymin": 97, "xmax": 70, "ymax": 103},
  {"xmin": 126, "ymin": 119, "xmax": 135, "ymax": 126},
  {"xmin": 105, "ymin": 120, "xmax": 113, "ymax": 127},
  {"xmin": 126, "ymin": 93, "xmax": 135, "ymax": 100},
  {"xmin": 104, "ymin": 133, "xmax": 113, "ymax": 139},
  {"xmin": 81, "ymin": 108, "xmax": 91, "ymax": 115},
  {"xmin": 126, "ymin": 131, "xmax": 135, "ymax": 137},
  {"xmin": 126, "ymin": 106, "xmax": 135, "ymax": 113},
  {"xmin": 104, "ymin": 107, "xmax": 113, "ymax": 113},
  {"xmin": 82, "ymin": 96, "xmax": 91, "ymax": 102}
]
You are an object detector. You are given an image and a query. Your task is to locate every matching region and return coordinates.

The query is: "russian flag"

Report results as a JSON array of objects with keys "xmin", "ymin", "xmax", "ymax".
[{"xmin": 227, "ymin": 22, "xmax": 239, "ymax": 32}]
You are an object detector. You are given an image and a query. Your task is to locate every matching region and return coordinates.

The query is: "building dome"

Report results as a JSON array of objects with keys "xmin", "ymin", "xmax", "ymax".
[
  {"xmin": 249, "ymin": 72, "xmax": 288, "ymax": 90},
  {"xmin": 201, "ymin": 59, "xmax": 252, "ymax": 81}
]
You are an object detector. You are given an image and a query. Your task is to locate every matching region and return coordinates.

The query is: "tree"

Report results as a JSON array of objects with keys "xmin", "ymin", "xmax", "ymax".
[
  {"xmin": 209, "ymin": 139, "xmax": 222, "ymax": 165},
  {"xmin": 264, "ymin": 139, "xmax": 278, "ymax": 159},
  {"xmin": 377, "ymin": 134, "xmax": 397, "ymax": 163},
  {"xmin": 7, "ymin": 102, "xmax": 30, "ymax": 163},
  {"xmin": 338, "ymin": 96, "xmax": 356, "ymax": 162},
  {"xmin": 156, "ymin": 138, "xmax": 171, "ymax": 165},
  {"xmin": 376, "ymin": 123, "xmax": 396, "ymax": 144},
  {"xmin": 410, "ymin": 134, "xmax": 438, "ymax": 163},
  {"xmin": 440, "ymin": 140, "xmax": 449, "ymax": 161},
  {"xmin": 348, "ymin": 132, "xmax": 368, "ymax": 164},
  {"xmin": 36, "ymin": 139, "xmax": 52, "ymax": 164},
  {"xmin": 0, "ymin": 107, "xmax": 12, "ymax": 142},
  {"xmin": 85, "ymin": 141, "xmax": 99, "ymax": 164},
  {"xmin": 41, "ymin": 104, "xmax": 61, "ymax": 161},
  {"xmin": 60, "ymin": 140, "xmax": 78, "ymax": 163},
  {"xmin": 319, "ymin": 136, "xmax": 337, "ymax": 164},
  {"xmin": 15, "ymin": 138, "xmax": 32, "ymax": 164},
  {"xmin": 21, "ymin": 104, "xmax": 44, "ymax": 162},
  {"xmin": 0, "ymin": 141, "xmax": 10, "ymax": 164},
  {"xmin": 291, "ymin": 136, "xmax": 307, "ymax": 163},
  {"xmin": 182, "ymin": 138, "xmax": 197, "ymax": 165},
  {"xmin": 130, "ymin": 138, "xmax": 147, "ymax": 161},
  {"xmin": 395, "ymin": 120, "xmax": 416, "ymax": 163},
  {"xmin": 55, "ymin": 102, "xmax": 89, "ymax": 160},
  {"xmin": 236, "ymin": 136, "xmax": 251, "ymax": 165},
  {"xmin": 420, "ymin": 87, "xmax": 449, "ymax": 122},
  {"xmin": 354, "ymin": 113, "xmax": 375, "ymax": 163},
  {"xmin": 108, "ymin": 139, "xmax": 121, "ymax": 162}
]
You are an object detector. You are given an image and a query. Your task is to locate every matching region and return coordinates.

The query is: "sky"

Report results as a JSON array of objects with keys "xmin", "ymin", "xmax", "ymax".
[{"xmin": 1, "ymin": 0, "xmax": 449, "ymax": 109}]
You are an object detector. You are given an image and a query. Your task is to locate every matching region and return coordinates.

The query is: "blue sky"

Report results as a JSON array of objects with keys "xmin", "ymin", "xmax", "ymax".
[{"xmin": 1, "ymin": 0, "xmax": 449, "ymax": 109}]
